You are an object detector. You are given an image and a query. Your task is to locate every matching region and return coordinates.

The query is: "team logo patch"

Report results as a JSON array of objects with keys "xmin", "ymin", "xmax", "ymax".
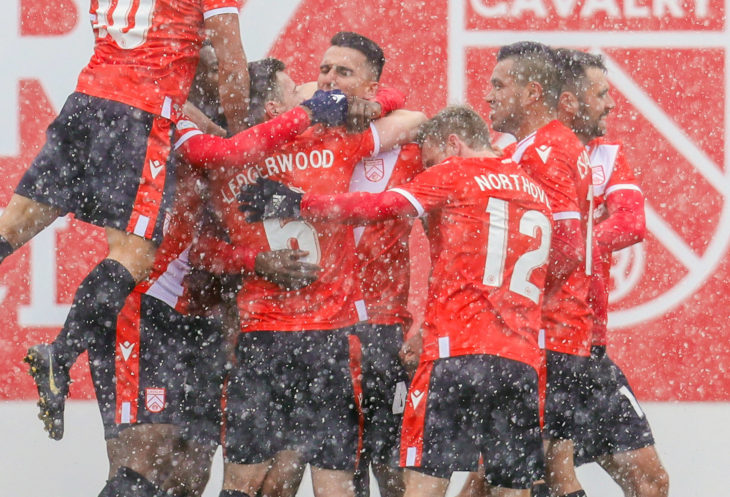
[
  {"xmin": 363, "ymin": 158, "xmax": 385, "ymax": 182},
  {"xmin": 392, "ymin": 381, "xmax": 408, "ymax": 414},
  {"xmin": 410, "ymin": 389, "xmax": 424, "ymax": 409},
  {"xmin": 145, "ymin": 388, "xmax": 166, "ymax": 413},
  {"xmin": 535, "ymin": 145, "xmax": 552, "ymax": 163},
  {"xmin": 119, "ymin": 341, "xmax": 135, "ymax": 361},
  {"xmin": 149, "ymin": 159, "xmax": 164, "ymax": 179},
  {"xmin": 592, "ymin": 165, "xmax": 606, "ymax": 186}
]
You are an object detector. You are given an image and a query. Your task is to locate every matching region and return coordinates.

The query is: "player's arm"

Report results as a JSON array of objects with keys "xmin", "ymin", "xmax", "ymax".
[
  {"xmin": 205, "ymin": 12, "xmax": 249, "ymax": 134},
  {"xmin": 545, "ymin": 218, "xmax": 585, "ymax": 296},
  {"xmin": 373, "ymin": 109, "xmax": 427, "ymax": 153},
  {"xmin": 190, "ymin": 232, "xmax": 258, "ymax": 274},
  {"xmin": 182, "ymin": 101, "xmax": 227, "ymax": 137},
  {"xmin": 302, "ymin": 190, "xmax": 418, "ymax": 223},
  {"xmin": 594, "ymin": 187, "xmax": 645, "ymax": 253}
]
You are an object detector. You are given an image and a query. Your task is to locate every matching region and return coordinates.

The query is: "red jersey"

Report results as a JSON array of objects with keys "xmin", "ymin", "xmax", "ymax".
[
  {"xmin": 349, "ymin": 143, "xmax": 424, "ymax": 329},
  {"xmin": 587, "ymin": 138, "xmax": 645, "ymax": 346},
  {"xmin": 511, "ymin": 120, "xmax": 594, "ymax": 356},
  {"xmin": 391, "ymin": 156, "xmax": 552, "ymax": 370},
  {"xmin": 77, "ymin": 0, "xmax": 239, "ymax": 118},
  {"xmin": 207, "ymin": 124, "xmax": 379, "ymax": 332}
]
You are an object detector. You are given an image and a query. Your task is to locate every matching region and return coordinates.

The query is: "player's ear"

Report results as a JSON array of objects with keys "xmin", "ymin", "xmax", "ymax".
[
  {"xmin": 363, "ymin": 81, "xmax": 379, "ymax": 101},
  {"xmin": 446, "ymin": 133, "xmax": 461, "ymax": 155},
  {"xmin": 559, "ymin": 91, "xmax": 579, "ymax": 115},
  {"xmin": 265, "ymin": 100, "xmax": 281, "ymax": 118},
  {"xmin": 524, "ymin": 80, "xmax": 544, "ymax": 106}
]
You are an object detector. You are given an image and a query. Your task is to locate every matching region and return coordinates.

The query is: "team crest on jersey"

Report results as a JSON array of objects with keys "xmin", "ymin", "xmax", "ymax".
[
  {"xmin": 592, "ymin": 165, "xmax": 606, "ymax": 186},
  {"xmin": 363, "ymin": 158, "xmax": 385, "ymax": 182},
  {"xmin": 145, "ymin": 388, "xmax": 166, "ymax": 413}
]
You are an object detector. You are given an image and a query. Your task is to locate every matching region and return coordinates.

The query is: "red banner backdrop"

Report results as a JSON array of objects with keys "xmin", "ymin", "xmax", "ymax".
[{"xmin": 1, "ymin": 0, "xmax": 728, "ymax": 402}]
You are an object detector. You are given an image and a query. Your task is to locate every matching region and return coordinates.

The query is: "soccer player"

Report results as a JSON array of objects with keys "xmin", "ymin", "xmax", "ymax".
[
  {"xmin": 84, "ymin": 56, "xmax": 346, "ymax": 497},
  {"xmin": 239, "ymin": 105, "xmax": 552, "ymax": 497},
  {"xmin": 181, "ymin": 43, "xmax": 426, "ymax": 497},
  {"xmin": 485, "ymin": 41, "xmax": 594, "ymax": 497},
  {"xmin": 9, "ymin": 0, "xmax": 249, "ymax": 440},
  {"xmin": 555, "ymin": 48, "xmax": 669, "ymax": 497}
]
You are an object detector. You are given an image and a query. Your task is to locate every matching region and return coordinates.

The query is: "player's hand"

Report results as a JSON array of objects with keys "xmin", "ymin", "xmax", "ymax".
[
  {"xmin": 254, "ymin": 249, "xmax": 321, "ymax": 290},
  {"xmin": 238, "ymin": 177, "xmax": 303, "ymax": 222},
  {"xmin": 346, "ymin": 96, "xmax": 382, "ymax": 133},
  {"xmin": 300, "ymin": 89, "xmax": 349, "ymax": 126},
  {"xmin": 399, "ymin": 331, "xmax": 423, "ymax": 377}
]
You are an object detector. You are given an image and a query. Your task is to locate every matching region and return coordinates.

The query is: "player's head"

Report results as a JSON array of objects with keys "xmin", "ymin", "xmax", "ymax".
[
  {"xmin": 485, "ymin": 41, "xmax": 561, "ymax": 136},
  {"xmin": 246, "ymin": 58, "xmax": 303, "ymax": 127},
  {"xmin": 416, "ymin": 106, "xmax": 493, "ymax": 167},
  {"xmin": 555, "ymin": 48, "xmax": 615, "ymax": 143},
  {"xmin": 318, "ymin": 31, "xmax": 385, "ymax": 99}
]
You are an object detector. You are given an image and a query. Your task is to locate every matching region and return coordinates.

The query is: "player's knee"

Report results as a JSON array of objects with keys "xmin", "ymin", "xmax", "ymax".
[{"xmin": 637, "ymin": 466, "xmax": 669, "ymax": 497}]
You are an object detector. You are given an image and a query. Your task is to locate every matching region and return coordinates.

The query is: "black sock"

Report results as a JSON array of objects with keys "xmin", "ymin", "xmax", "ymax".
[
  {"xmin": 0, "ymin": 235, "xmax": 13, "ymax": 262},
  {"xmin": 219, "ymin": 490, "xmax": 252, "ymax": 497},
  {"xmin": 560, "ymin": 491, "xmax": 587, "ymax": 497},
  {"xmin": 53, "ymin": 258, "xmax": 136, "ymax": 368},
  {"xmin": 98, "ymin": 466, "xmax": 164, "ymax": 497}
]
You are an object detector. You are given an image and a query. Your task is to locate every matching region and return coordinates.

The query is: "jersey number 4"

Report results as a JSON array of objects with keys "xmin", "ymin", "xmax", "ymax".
[
  {"xmin": 483, "ymin": 198, "xmax": 551, "ymax": 304},
  {"xmin": 92, "ymin": 0, "xmax": 156, "ymax": 50}
]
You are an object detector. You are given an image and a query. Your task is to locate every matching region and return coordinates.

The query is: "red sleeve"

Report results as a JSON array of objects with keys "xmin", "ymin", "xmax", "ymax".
[
  {"xmin": 179, "ymin": 106, "xmax": 311, "ymax": 169},
  {"xmin": 190, "ymin": 233, "xmax": 258, "ymax": 274},
  {"xmin": 594, "ymin": 189, "xmax": 645, "ymax": 255},
  {"xmin": 374, "ymin": 84, "xmax": 406, "ymax": 117},
  {"xmin": 545, "ymin": 218, "xmax": 584, "ymax": 295},
  {"xmin": 301, "ymin": 191, "xmax": 417, "ymax": 224}
]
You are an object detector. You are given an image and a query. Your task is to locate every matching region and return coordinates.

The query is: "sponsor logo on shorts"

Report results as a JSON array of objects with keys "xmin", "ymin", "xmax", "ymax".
[
  {"xmin": 410, "ymin": 389, "xmax": 424, "ymax": 409},
  {"xmin": 119, "ymin": 341, "xmax": 135, "ymax": 361},
  {"xmin": 145, "ymin": 388, "xmax": 166, "ymax": 413}
]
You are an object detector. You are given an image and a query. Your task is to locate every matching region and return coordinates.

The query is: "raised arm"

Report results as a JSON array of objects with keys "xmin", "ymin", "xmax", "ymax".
[{"xmin": 205, "ymin": 13, "xmax": 249, "ymax": 134}]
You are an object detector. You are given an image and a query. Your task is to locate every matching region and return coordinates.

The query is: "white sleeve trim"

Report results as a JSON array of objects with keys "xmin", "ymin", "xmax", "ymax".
[
  {"xmin": 203, "ymin": 6, "xmax": 239, "ymax": 19},
  {"xmin": 553, "ymin": 211, "xmax": 581, "ymax": 221},
  {"xmin": 389, "ymin": 187, "xmax": 425, "ymax": 217},
  {"xmin": 369, "ymin": 121, "xmax": 381, "ymax": 157},
  {"xmin": 606, "ymin": 183, "xmax": 642, "ymax": 196},
  {"xmin": 174, "ymin": 130, "xmax": 203, "ymax": 150}
]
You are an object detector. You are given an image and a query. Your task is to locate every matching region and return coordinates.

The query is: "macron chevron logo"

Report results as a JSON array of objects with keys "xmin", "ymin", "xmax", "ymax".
[
  {"xmin": 149, "ymin": 160, "xmax": 164, "ymax": 179},
  {"xmin": 411, "ymin": 390, "xmax": 425, "ymax": 409},
  {"xmin": 120, "ymin": 341, "xmax": 135, "ymax": 361},
  {"xmin": 536, "ymin": 145, "xmax": 552, "ymax": 163}
]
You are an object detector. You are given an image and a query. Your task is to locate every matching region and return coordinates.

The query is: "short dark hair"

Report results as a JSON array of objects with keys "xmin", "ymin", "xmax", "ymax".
[
  {"xmin": 246, "ymin": 57, "xmax": 286, "ymax": 127},
  {"xmin": 330, "ymin": 31, "xmax": 386, "ymax": 81},
  {"xmin": 497, "ymin": 41, "xmax": 561, "ymax": 108},
  {"xmin": 417, "ymin": 106, "xmax": 491, "ymax": 151},
  {"xmin": 554, "ymin": 48, "xmax": 607, "ymax": 94}
]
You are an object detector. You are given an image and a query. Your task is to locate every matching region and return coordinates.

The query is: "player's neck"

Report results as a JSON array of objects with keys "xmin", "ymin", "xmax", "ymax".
[{"xmin": 516, "ymin": 108, "xmax": 555, "ymax": 141}]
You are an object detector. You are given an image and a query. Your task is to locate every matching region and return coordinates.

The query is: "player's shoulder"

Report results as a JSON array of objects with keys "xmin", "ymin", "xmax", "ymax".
[{"xmin": 535, "ymin": 120, "xmax": 583, "ymax": 152}]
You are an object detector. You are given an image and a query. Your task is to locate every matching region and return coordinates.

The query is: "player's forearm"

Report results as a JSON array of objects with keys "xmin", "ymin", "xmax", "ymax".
[
  {"xmin": 595, "ymin": 189, "xmax": 646, "ymax": 252},
  {"xmin": 301, "ymin": 191, "xmax": 417, "ymax": 224},
  {"xmin": 190, "ymin": 234, "xmax": 257, "ymax": 274},
  {"xmin": 545, "ymin": 219, "xmax": 584, "ymax": 295},
  {"xmin": 181, "ymin": 107, "xmax": 311, "ymax": 169},
  {"xmin": 205, "ymin": 13, "xmax": 249, "ymax": 134}
]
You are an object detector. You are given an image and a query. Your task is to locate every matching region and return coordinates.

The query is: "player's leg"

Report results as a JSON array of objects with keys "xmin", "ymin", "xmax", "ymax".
[
  {"xmin": 311, "ymin": 467, "xmax": 356, "ymax": 497},
  {"xmin": 357, "ymin": 323, "xmax": 408, "ymax": 497},
  {"xmin": 26, "ymin": 98, "xmax": 174, "ymax": 439},
  {"xmin": 0, "ymin": 194, "xmax": 61, "ymax": 261},
  {"xmin": 542, "ymin": 351, "xmax": 591, "ymax": 497},
  {"xmin": 259, "ymin": 450, "xmax": 307, "ymax": 497},
  {"xmin": 222, "ymin": 462, "xmax": 271, "ymax": 497},
  {"xmin": 597, "ymin": 446, "xmax": 668, "ymax": 497},
  {"xmin": 402, "ymin": 470, "xmax": 450, "ymax": 497}
]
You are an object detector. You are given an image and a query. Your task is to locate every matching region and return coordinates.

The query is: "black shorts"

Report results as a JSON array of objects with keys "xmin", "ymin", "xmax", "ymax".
[
  {"xmin": 543, "ymin": 350, "xmax": 593, "ymax": 440},
  {"xmin": 400, "ymin": 355, "xmax": 544, "ymax": 489},
  {"xmin": 223, "ymin": 328, "xmax": 359, "ymax": 471},
  {"xmin": 353, "ymin": 323, "xmax": 409, "ymax": 467},
  {"xmin": 573, "ymin": 346, "xmax": 656, "ymax": 465},
  {"xmin": 16, "ymin": 92, "xmax": 174, "ymax": 244},
  {"xmin": 88, "ymin": 291, "xmax": 225, "ymax": 446}
]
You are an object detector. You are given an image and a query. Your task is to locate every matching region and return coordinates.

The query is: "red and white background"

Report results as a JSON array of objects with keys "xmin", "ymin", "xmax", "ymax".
[{"xmin": 0, "ymin": 0, "xmax": 728, "ymax": 495}]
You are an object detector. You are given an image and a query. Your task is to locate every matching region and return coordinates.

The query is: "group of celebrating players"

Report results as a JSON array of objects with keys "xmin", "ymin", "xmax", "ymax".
[{"xmin": 0, "ymin": 1, "xmax": 670, "ymax": 497}]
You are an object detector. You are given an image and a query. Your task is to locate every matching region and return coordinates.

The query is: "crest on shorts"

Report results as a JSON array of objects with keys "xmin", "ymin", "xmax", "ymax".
[
  {"xmin": 145, "ymin": 388, "xmax": 166, "ymax": 413},
  {"xmin": 363, "ymin": 158, "xmax": 385, "ymax": 182}
]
